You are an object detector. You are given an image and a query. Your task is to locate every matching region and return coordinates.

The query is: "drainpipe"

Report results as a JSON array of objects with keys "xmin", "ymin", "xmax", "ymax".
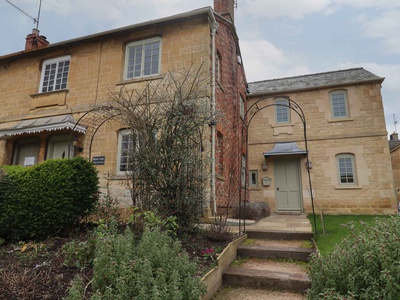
[{"xmin": 210, "ymin": 19, "xmax": 219, "ymax": 216}]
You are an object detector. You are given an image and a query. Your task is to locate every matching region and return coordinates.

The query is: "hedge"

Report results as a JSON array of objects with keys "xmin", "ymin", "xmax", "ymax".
[{"xmin": 0, "ymin": 157, "xmax": 99, "ymax": 240}]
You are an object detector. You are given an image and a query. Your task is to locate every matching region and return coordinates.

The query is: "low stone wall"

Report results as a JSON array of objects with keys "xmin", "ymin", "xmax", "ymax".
[{"xmin": 201, "ymin": 234, "xmax": 247, "ymax": 300}]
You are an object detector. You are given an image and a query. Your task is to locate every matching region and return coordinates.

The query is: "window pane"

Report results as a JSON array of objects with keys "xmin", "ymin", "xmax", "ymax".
[
  {"xmin": 331, "ymin": 92, "xmax": 347, "ymax": 117},
  {"xmin": 275, "ymin": 99, "xmax": 289, "ymax": 123},
  {"xmin": 126, "ymin": 39, "xmax": 160, "ymax": 79},
  {"xmin": 41, "ymin": 58, "xmax": 70, "ymax": 93},
  {"xmin": 338, "ymin": 156, "xmax": 354, "ymax": 184}
]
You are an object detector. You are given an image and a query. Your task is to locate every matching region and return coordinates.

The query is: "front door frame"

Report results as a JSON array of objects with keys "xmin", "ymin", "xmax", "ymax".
[{"xmin": 274, "ymin": 157, "xmax": 303, "ymax": 212}]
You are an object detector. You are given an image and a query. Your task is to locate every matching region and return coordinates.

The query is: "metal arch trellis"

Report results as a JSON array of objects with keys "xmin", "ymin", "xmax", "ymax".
[
  {"xmin": 68, "ymin": 106, "xmax": 122, "ymax": 160},
  {"xmin": 239, "ymin": 96, "xmax": 318, "ymax": 237}
]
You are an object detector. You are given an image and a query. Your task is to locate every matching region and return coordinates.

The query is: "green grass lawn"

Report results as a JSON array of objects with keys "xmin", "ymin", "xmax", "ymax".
[{"xmin": 307, "ymin": 214, "xmax": 391, "ymax": 255}]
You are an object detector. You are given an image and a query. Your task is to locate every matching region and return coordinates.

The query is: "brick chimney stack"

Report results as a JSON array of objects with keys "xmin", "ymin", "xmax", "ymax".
[
  {"xmin": 214, "ymin": 0, "xmax": 235, "ymax": 23},
  {"xmin": 25, "ymin": 28, "xmax": 49, "ymax": 51}
]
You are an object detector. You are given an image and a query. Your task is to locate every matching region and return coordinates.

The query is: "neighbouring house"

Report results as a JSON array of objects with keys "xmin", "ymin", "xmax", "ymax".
[
  {"xmin": 389, "ymin": 132, "xmax": 400, "ymax": 204},
  {"xmin": 0, "ymin": 0, "xmax": 247, "ymax": 216},
  {"xmin": 246, "ymin": 68, "xmax": 397, "ymax": 215}
]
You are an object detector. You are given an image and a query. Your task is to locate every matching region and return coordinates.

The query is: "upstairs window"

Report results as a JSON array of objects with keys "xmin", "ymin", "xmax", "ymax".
[
  {"xmin": 336, "ymin": 153, "xmax": 357, "ymax": 185},
  {"xmin": 40, "ymin": 56, "xmax": 70, "ymax": 93},
  {"xmin": 275, "ymin": 98, "xmax": 290, "ymax": 123},
  {"xmin": 330, "ymin": 90, "xmax": 349, "ymax": 118},
  {"xmin": 125, "ymin": 38, "xmax": 161, "ymax": 80}
]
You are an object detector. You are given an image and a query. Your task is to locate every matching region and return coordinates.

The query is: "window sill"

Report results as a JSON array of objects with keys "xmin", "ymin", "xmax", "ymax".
[
  {"xmin": 272, "ymin": 122, "xmax": 294, "ymax": 128},
  {"xmin": 117, "ymin": 74, "xmax": 164, "ymax": 85},
  {"xmin": 335, "ymin": 185, "xmax": 362, "ymax": 190},
  {"xmin": 328, "ymin": 118, "xmax": 354, "ymax": 123},
  {"xmin": 30, "ymin": 89, "xmax": 68, "ymax": 109}
]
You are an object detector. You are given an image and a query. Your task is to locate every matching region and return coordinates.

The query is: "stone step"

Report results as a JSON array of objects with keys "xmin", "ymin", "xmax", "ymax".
[
  {"xmin": 223, "ymin": 267, "xmax": 310, "ymax": 293},
  {"xmin": 222, "ymin": 258, "xmax": 310, "ymax": 293},
  {"xmin": 238, "ymin": 244, "xmax": 314, "ymax": 261},
  {"xmin": 211, "ymin": 286, "xmax": 306, "ymax": 300},
  {"xmin": 246, "ymin": 229, "xmax": 313, "ymax": 241}
]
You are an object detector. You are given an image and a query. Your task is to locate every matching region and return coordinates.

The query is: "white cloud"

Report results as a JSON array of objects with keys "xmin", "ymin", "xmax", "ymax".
[
  {"xmin": 333, "ymin": 0, "xmax": 400, "ymax": 10},
  {"xmin": 240, "ymin": 39, "xmax": 310, "ymax": 82},
  {"xmin": 240, "ymin": 0, "xmax": 332, "ymax": 20},
  {"xmin": 358, "ymin": 10, "xmax": 400, "ymax": 55}
]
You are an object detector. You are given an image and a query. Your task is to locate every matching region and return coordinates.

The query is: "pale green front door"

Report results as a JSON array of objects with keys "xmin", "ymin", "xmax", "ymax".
[{"xmin": 274, "ymin": 158, "xmax": 302, "ymax": 212}]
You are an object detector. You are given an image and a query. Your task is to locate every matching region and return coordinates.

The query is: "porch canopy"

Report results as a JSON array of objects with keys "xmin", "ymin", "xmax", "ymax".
[
  {"xmin": 263, "ymin": 142, "xmax": 307, "ymax": 157},
  {"xmin": 0, "ymin": 114, "xmax": 86, "ymax": 139}
]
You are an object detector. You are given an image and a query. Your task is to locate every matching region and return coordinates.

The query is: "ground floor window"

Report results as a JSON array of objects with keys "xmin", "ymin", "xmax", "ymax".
[
  {"xmin": 249, "ymin": 170, "xmax": 258, "ymax": 187},
  {"xmin": 336, "ymin": 153, "xmax": 356, "ymax": 185}
]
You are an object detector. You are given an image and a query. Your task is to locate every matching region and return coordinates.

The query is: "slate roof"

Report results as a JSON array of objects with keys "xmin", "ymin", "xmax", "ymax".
[
  {"xmin": 248, "ymin": 68, "xmax": 384, "ymax": 95},
  {"xmin": 389, "ymin": 140, "xmax": 400, "ymax": 152}
]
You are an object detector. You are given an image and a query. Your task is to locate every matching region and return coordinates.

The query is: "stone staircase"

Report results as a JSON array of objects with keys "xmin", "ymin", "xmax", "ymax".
[{"xmin": 212, "ymin": 215, "xmax": 315, "ymax": 299}]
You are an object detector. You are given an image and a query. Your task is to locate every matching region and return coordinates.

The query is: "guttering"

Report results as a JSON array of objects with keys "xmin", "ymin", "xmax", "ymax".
[{"xmin": 210, "ymin": 14, "xmax": 219, "ymax": 216}]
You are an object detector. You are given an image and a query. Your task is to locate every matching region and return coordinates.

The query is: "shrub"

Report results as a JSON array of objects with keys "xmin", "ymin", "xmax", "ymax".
[
  {"xmin": 307, "ymin": 216, "xmax": 400, "ymax": 300},
  {"xmin": 127, "ymin": 207, "xmax": 179, "ymax": 238},
  {"xmin": 0, "ymin": 157, "xmax": 99, "ymax": 241},
  {"xmin": 231, "ymin": 201, "xmax": 270, "ymax": 220},
  {"xmin": 67, "ymin": 227, "xmax": 206, "ymax": 300}
]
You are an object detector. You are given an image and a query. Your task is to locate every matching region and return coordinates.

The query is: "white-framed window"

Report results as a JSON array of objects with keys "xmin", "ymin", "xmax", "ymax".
[
  {"xmin": 125, "ymin": 38, "xmax": 161, "ymax": 80},
  {"xmin": 249, "ymin": 170, "xmax": 258, "ymax": 187},
  {"xmin": 274, "ymin": 98, "xmax": 290, "ymax": 123},
  {"xmin": 336, "ymin": 153, "xmax": 357, "ymax": 185},
  {"xmin": 39, "ymin": 55, "xmax": 70, "ymax": 93},
  {"xmin": 240, "ymin": 95, "xmax": 245, "ymax": 119},
  {"xmin": 330, "ymin": 90, "xmax": 349, "ymax": 118},
  {"xmin": 117, "ymin": 129, "xmax": 135, "ymax": 173}
]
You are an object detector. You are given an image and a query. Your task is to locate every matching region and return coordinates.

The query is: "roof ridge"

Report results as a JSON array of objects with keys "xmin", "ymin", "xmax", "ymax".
[{"xmin": 248, "ymin": 67, "xmax": 365, "ymax": 85}]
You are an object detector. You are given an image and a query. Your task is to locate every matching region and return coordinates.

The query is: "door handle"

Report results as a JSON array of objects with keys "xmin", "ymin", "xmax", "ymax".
[{"xmin": 277, "ymin": 187, "xmax": 279, "ymax": 191}]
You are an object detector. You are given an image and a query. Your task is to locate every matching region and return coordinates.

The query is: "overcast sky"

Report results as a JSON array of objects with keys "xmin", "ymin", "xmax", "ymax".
[{"xmin": 1, "ymin": 0, "xmax": 399, "ymax": 135}]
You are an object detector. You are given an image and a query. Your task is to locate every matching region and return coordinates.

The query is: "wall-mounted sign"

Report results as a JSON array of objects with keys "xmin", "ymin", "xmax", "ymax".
[
  {"xmin": 92, "ymin": 156, "xmax": 105, "ymax": 165},
  {"xmin": 24, "ymin": 156, "xmax": 35, "ymax": 166}
]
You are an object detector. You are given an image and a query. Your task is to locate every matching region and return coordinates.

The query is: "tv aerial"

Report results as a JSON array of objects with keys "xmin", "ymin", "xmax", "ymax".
[{"xmin": 6, "ymin": 0, "xmax": 43, "ymax": 31}]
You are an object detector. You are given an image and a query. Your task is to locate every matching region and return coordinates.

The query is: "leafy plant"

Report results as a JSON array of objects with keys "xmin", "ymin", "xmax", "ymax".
[
  {"xmin": 127, "ymin": 207, "xmax": 179, "ymax": 238},
  {"xmin": 201, "ymin": 246, "xmax": 222, "ymax": 262},
  {"xmin": 0, "ymin": 157, "xmax": 99, "ymax": 241},
  {"xmin": 307, "ymin": 216, "xmax": 400, "ymax": 300},
  {"xmin": 67, "ymin": 227, "xmax": 206, "ymax": 299},
  {"xmin": 62, "ymin": 239, "xmax": 95, "ymax": 270}
]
